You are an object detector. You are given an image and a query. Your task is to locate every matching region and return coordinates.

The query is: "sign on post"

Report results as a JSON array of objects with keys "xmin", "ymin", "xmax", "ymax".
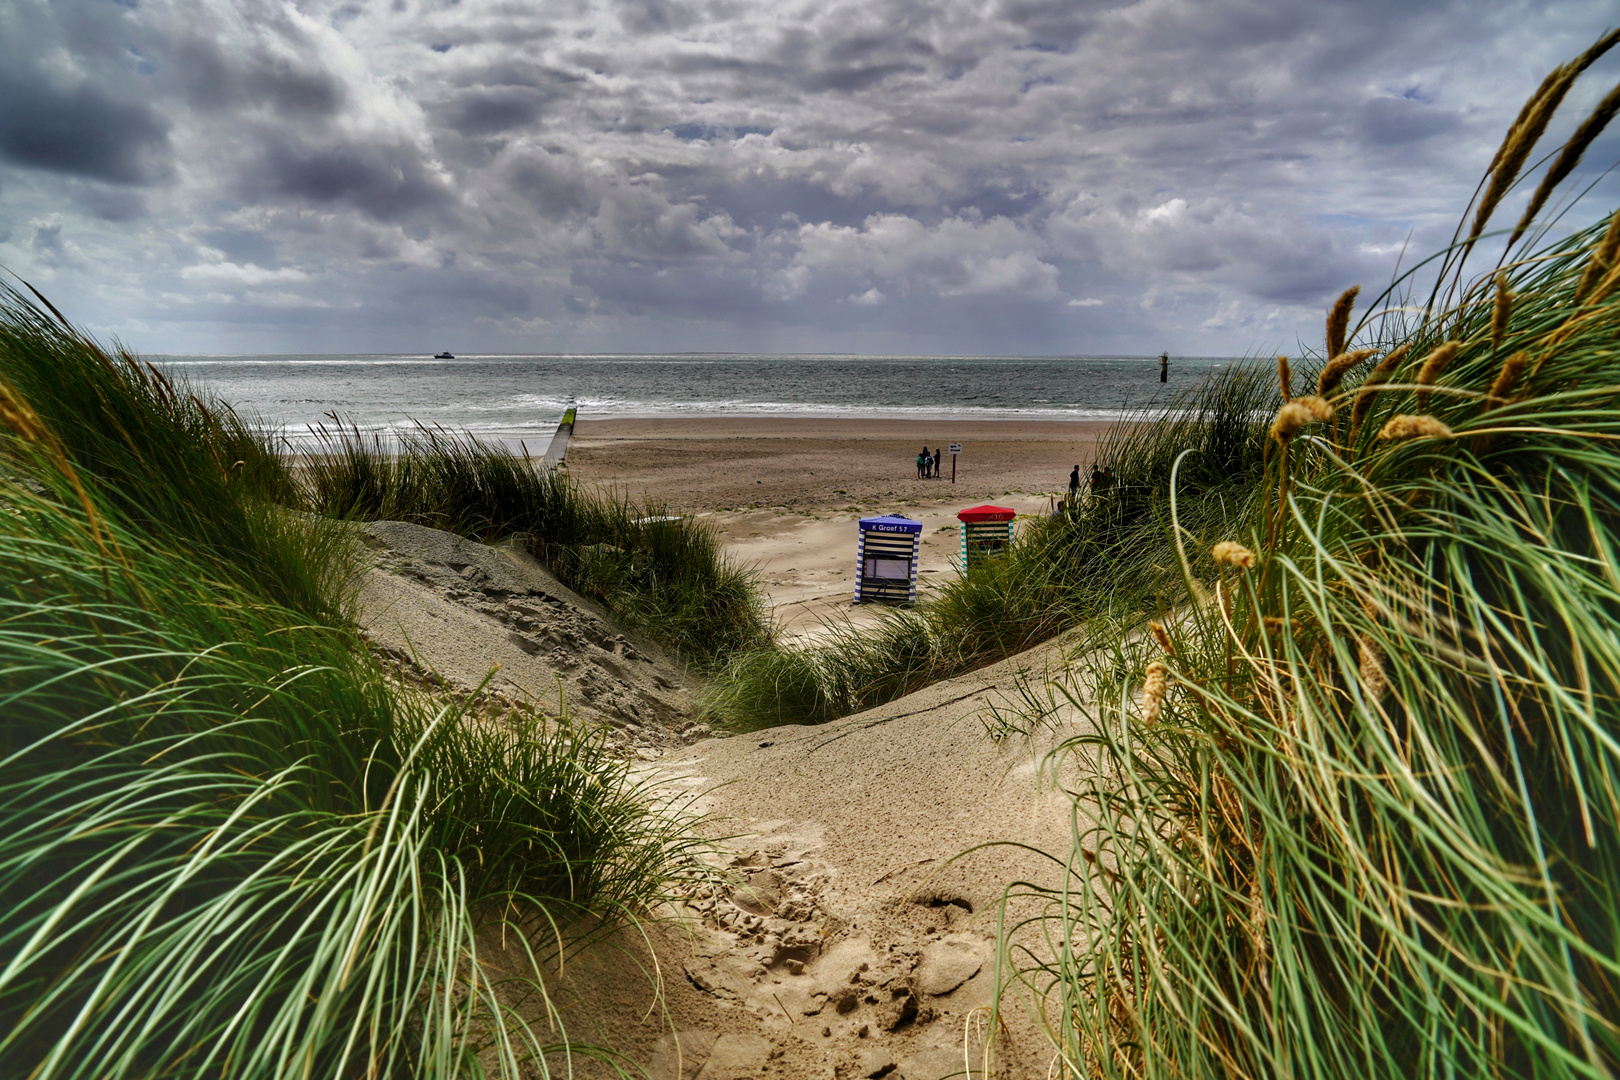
[{"xmin": 948, "ymin": 443, "xmax": 962, "ymax": 483}]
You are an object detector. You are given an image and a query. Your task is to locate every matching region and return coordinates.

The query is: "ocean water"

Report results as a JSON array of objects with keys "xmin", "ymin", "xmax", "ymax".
[{"xmin": 150, "ymin": 353, "xmax": 1250, "ymax": 447}]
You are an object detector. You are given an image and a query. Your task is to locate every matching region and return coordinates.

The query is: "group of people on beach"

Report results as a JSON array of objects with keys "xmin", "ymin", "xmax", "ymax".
[
  {"xmin": 915, "ymin": 446, "xmax": 945, "ymax": 478},
  {"xmin": 1062, "ymin": 462, "xmax": 1113, "ymax": 508}
]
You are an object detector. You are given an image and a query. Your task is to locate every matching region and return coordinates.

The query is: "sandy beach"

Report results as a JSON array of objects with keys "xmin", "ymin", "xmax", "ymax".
[
  {"xmin": 566, "ymin": 416, "xmax": 1114, "ymax": 514},
  {"xmin": 568, "ymin": 417, "xmax": 1114, "ymax": 639}
]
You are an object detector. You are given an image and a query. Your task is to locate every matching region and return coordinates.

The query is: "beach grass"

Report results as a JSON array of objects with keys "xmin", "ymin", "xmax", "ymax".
[
  {"xmin": 700, "ymin": 363, "xmax": 1277, "ymax": 730},
  {"xmin": 0, "ymin": 293, "xmax": 700, "ymax": 1078},
  {"xmin": 997, "ymin": 45, "xmax": 1620, "ymax": 1078},
  {"xmin": 298, "ymin": 421, "xmax": 771, "ymax": 667}
]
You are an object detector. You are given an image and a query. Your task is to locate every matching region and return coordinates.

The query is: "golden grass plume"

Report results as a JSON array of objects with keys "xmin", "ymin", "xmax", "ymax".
[
  {"xmin": 1487, "ymin": 349, "xmax": 1529, "ymax": 406},
  {"xmin": 1576, "ymin": 210, "xmax": 1620, "ymax": 302},
  {"xmin": 1350, "ymin": 345, "xmax": 1410, "ymax": 435},
  {"xmin": 1378, "ymin": 415, "xmax": 1455, "ymax": 441},
  {"xmin": 1212, "ymin": 540, "xmax": 1257, "ymax": 569},
  {"xmin": 0, "ymin": 380, "xmax": 44, "ymax": 442},
  {"xmin": 1357, "ymin": 635, "xmax": 1388, "ymax": 701},
  {"xmin": 1270, "ymin": 396, "xmax": 1332, "ymax": 442},
  {"xmin": 1492, "ymin": 273, "xmax": 1514, "ymax": 354},
  {"xmin": 1317, "ymin": 348, "xmax": 1377, "ymax": 398},
  {"xmin": 1326, "ymin": 286, "xmax": 1359, "ymax": 360},
  {"xmin": 1414, "ymin": 341, "xmax": 1460, "ymax": 409},
  {"xmin": 1141, "ymin": 661, "xmax": 1169, "ymax": 726},
  {"xmin": 1510, "ymin": 78, "xmax": 1620, "ymax": 248}
]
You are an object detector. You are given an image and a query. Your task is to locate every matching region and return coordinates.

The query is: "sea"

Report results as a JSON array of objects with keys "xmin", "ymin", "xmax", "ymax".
[{"xmin": 149, "ymin": 353, "xmax": 1251, "ymax": 448}]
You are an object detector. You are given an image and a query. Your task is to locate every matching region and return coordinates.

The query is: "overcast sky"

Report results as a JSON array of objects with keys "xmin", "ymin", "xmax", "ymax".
[{"xmin": 2, "ymin": 0, "xmax": 1617, "ymax": 356}]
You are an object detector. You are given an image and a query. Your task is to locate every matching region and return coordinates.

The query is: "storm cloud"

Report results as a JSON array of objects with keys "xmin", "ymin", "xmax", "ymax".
[{"xmin": 1, "ymin": 0, "xmax": 1617, "ymax": 355}]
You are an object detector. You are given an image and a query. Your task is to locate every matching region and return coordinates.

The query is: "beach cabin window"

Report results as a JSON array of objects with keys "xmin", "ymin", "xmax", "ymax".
[{"xmin": 864, "ymin": 555, "xmax": 910, "ymax": 579}]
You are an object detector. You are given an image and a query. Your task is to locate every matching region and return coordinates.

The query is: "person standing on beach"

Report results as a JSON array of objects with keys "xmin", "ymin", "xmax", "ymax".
[
  {"xmin": 1090, "ymin": 463, "xmax": 1103, "ymax": 491},
  {"xmin": 1069, "ymin": 465, "xmax": 1080, "ymax": 502},
  {"xmin": 916, "ymin": 448, "xmax": 928, "ymax": 478},
  {"xmin": 934, "ymin": 448, "xmax": 942, "ymax": 478}
]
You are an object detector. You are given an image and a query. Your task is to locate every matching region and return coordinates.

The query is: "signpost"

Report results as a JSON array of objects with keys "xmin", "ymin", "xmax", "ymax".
[{"xmin": 948, "ymin": 443, "xmax": 962, "ymax": 484}]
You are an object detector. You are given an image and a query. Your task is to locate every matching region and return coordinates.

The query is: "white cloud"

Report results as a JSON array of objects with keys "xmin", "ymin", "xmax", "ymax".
[
  {"xmin": 180, "ymin": 262, "xmax": 310, "ymax": 286},
  {"xmin": 794, "ymin": 212, "xmax": 1060, "ymax": 297}
]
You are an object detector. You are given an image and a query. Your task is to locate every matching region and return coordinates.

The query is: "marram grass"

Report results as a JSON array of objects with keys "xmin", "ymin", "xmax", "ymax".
[
  {"xmin": 1000, "ymin": 45, "xmax": 1620, "ymax": 1080},
  {"xmin": 0, "ymin": 297, "xmax": 701, "ymax": 1078}
]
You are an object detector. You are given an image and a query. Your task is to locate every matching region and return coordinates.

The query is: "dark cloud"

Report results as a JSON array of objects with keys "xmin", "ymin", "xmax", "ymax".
[
  {"xmin": 667, "ymin": 123, "xmax": 775, "ymax": 142},
  {"xmin": 449, "ymin": 89, "xmax": 548, "ymax": 134},
  {"xmin": 75, "ymin": 187, "xmax": 149, "ymax": 222},
  {"xmin": 200, "ymin": 228, "xmax": 277, "ymax": 265},
  {"xmin": 175, "ymin": 35, "xmax": 346, "ymax": 117},
  {"xmin": 616, "ymin": 0, "xmax": 697, "ymax": 34},
  {"xmin": 245, "ymin": 134, "xmax": 451, "ymax": 221},
  {"xmin": 0, "ymin": 76, "xmax": 171, "ymax": 184},
  {"xmin": 1356, "ymin": 95, "xmax": 1463, "ymax": 147},
  {"xmin": 508, "ymin": 149, "xmax": 598, "ymax": 218},
  {"xmin": 31, "ymin": 218, "xmax": 67, "ymax": 257}
]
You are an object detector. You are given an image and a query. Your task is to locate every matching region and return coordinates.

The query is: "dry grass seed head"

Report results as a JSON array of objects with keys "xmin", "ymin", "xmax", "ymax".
[
  {"xmin": 1471, "ymin": 64, "xmax": 1584, "ymax": 243},
  {"xmin": 1277, "ymin": 355, "xmax": 1293, "ymax": 400},
  {"xmin": 1149, "ymin": 620, "xmax": 1174, "ymax": 655},
  {"xmin": 1350, "ymin": 344, "xmax": 1411, "ymax": 433},
  {"xmin": 1471, "ymin": 28, "xmax": 1620, "ymax": 242},
  {"xmin": 1212, "ymin": 540, "xmax": 1257, "ymax": 569},
  {"xmin": 0, "ymin": 381, "xmax": 44, "ymax": 442},
  {"xmin": 1141, "ymin": 661, "xmax": 1169, "ymax": 726},
  {"xmin": 1317, "ymin": 348, "xmax": 1377, "ymax": 397},
  {"xmin": 1576, "ymin": 209, "xmax": 1620, "ymax": 301},
  {"xmin": 1378, "ymin": 415, "xmax": 1455, "ymax": 441},
  {"xmin": 1510, "ymin": 79, "xmax": 1620, "ymax": 249},
  {"xmin": 1492, "ymin": 273, "xmax": 1514, "ymax": 354},
  {"xmin": 1270, "ymin": 402, "xmax": 1313, "ymax": 442},
  {"xmin": 1487, "ymin": 350, "xmax": 1529, "ymax": 405},
  {"xmin": 1326, "ymin": 286, "xmax": 1360, "ymax": 360},
  {"xmin": 1357, "ymin": 635, "xmax": 1388, "ymax": 701},
  {"xmin": 1294, "ymin": 394, "xmax": 1334, "ymax": 422},
  {"xmin": 1414, "ymin": 341, "xmax": 1461, "ymax": 409}
]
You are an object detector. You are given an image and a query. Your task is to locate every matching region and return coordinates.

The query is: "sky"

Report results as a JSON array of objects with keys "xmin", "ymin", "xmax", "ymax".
[{"xmin": 1, "ymin": 0, "xmax": 1618, "ymax": 357}]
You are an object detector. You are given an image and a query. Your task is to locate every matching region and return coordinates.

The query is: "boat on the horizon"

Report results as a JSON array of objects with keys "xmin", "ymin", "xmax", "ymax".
[{"xmin": 433, "ymin": 350, "xmax": 455, "ymax": 359}]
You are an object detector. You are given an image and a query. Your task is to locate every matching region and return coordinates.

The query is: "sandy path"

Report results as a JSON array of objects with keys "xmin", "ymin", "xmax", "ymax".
[
  {"xmin": 527, "ymin": 634, "xmax": 1095, "ymax": 1080},
  {"xmin": 470, "ymin": 415, "xmax": 1107, "ymax": 1078}
]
